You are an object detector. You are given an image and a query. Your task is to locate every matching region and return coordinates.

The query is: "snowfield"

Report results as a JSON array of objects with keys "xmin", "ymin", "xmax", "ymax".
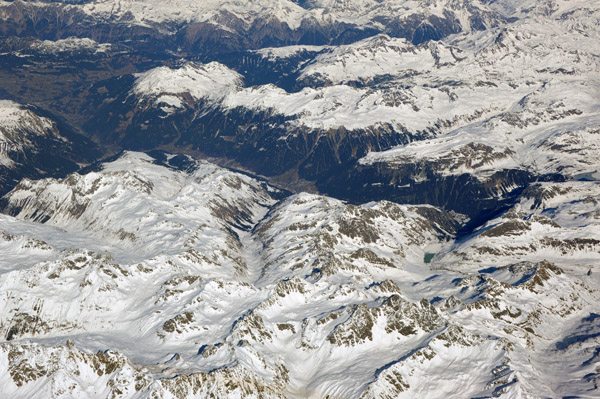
[
  {"xmin": 0, "ymin": 152, "xmax": 598, "ymax": 398},
  {"xmin": 0, "ymin": 0, "xmax": 599, "ymax": 397}
]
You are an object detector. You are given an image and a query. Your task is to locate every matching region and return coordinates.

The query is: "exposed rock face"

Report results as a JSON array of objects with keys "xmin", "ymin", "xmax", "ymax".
[
  {"xmin": 319, "ymin": 159, "xmax": 545, "ymax": 220},
  {"xmin": 67, "ymin": 0, "xmax": 596, "ymax": 223},
  {"xmin": 0, "ymin": 0, "xmax": 597, "ymax": 228},
  {"xmin": 87, "ymin": 99, "xmax": 417, "ymax": 182},
  {"xmin": 432, "ymin": 181, "xmax": 600, "ymax": 272}
]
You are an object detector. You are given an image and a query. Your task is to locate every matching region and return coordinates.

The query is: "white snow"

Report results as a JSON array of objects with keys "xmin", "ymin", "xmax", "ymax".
[
  {"xmin": 254, "ymin": 45, "xmax": 330, "ymax": 61},
  {"xmin": 356, "ymin": 16, "xmax": 600, "ymax": 179},
  {"xmin": 72, "ymin": 0, "xmax": 496, "ymax": 33},
  {"xmin": 298, "ymin": 34, "xmax": 439, "ymax": 83},
  {"xmin": 131, "ymin": 8, "xmax": 599, "ymax": 139},
  {"xmin": 31, "ymin": 37, "xmax": 111, "ymax": 54},
  {"xmin": 0, "ymin": 152, "xmax": 597, "ymax": 397},
  {"xmin": 133, "ymin": 62, "xmax": 243, "ymax": 108},
  {"xmin": 1, "ymin": 0, "xmax": 600, "ymax": 397},
  {"xmin": 0, "ymin": 100, "xmax": 58, "ymax": 168}
]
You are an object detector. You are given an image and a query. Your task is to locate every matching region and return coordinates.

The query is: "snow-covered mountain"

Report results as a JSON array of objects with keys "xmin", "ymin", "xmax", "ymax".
[
  {"xmin": 0, "ymin": 0, "xmax": 506, "ymax": 51},
  {"xmin": 433, "ymin": 181, "xmax": 600, "ymax": 272},
  {"xmin": 72, "ymin": 0, "xmax": 597, "ymax": 222},
  {"xmin": 1, "ymin": 0, "xmax": 598, "ymax": 208},
  {"xmin": 0, "ymin": 0, "xmax": 599, "ymax": 397},
  {"xmin": 72, "ymin": 0, "xmax": 500, "ymax": 32},
  {"xmin": 356, "ymin": 14, "xmax": 600, "ymax": 179},
  {"xmin": 0, "ymin": 100, "xmax": 99, "ymax": 196},
  {"xmin": 0, "ymin": 152, "xmax": 597, "ymax": 398},
  {"xmin": 125, "ymin": 11, "xmax": 599, "ymax": 178}
]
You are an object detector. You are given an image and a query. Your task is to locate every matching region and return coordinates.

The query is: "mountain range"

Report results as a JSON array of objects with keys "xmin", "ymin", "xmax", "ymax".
[{"xmin": 0, "ymin": 0, "xmax": 598, "ymax": 397}]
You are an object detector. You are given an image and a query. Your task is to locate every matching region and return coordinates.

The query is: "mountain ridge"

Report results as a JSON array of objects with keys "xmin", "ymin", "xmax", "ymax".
[
  {"xmin": 0, "ymin": 151, "xmax": 598, "ymax": 398},
  {"xmin": 0, "ymin": 0, "xmax": 599, "ymax": 397}
]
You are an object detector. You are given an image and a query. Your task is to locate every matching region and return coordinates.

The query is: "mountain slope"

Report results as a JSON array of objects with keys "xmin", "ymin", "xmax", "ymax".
[
  {"xmin": 0, "ymin": 152, "xmax": 597, "ymax": 398},
  {"xmin": 0, "ymin": 0, "xmax": 506, "ymax": 51},
  {"xmin": 0, "ymin": 1, "xmax": 599, "ymax": 397},
  {"xmin": 0, "ymin": 100, "xmax": 100, "ymax": 196}
]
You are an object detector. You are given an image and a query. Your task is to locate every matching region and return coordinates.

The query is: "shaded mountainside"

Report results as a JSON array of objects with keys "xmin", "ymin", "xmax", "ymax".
[
  {"xmin": 0, "ymin": 0, "xmax": 596, "ymax": 226},
  {"xmin": 0, "ymin": 0, "xmax": 506, "ymax": 51},
  {"xmin": 0, "ymin": 100, "xmax": 100, "ymax": 196}
]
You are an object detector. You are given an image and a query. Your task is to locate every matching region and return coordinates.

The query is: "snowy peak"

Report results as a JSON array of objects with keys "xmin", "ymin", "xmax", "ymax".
[
  {"xmin": 254, "ymin": 193, "xmax": 460, "ymax": 284},
  {"xmin": 0, "ymin": 100, "xmax": 55, "ymax": 145},
  {"xmin": 0, "ymin": 1, "xmax": 599, "ymax": 397},
  {"xmin": 298, "ymin": 34, "xmax": 441, "ymax": 84},
  {"xmin": 79, "ymin": 0, "xmax": 312, "ymax": 30},
  {"xmin": 353, "ymin": 11, "xmax": 600, "ymax": 181},
  {"xmin": 30, "ymin": 37, "xmax": 111, "ymax": 54},
  {"xmin": 71, "ymin": 0, "xmax": 502, "ymax": 31},
  {"xmin": 433, "ymin": 181, "xmax": 600, "ymax": 272},
  {"xmin": 0, "ymin": 100, "xmax": 99, "ymax": 194},
  {"xmin": 0, "ymin": 151, "xmax": 598, "ymax": 397},
  {"xmin": 0, "ymin": 0, "xmax": 508, "ymax": 54},
  {"xmin": 2, "ymin": 151, "xmax": 278, "ymax": 268},
  {"xmin": 132, "ymin": 62, "xmax": 243, "ymax": 110}
]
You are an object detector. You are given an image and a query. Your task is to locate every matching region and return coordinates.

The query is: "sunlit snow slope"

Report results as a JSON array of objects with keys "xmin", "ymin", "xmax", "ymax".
[
  {"xmin": 0, "ymin": 0, "xmax": 598, "ymax": 398},
  {"xmin": 0, "ymin": 152, "xmax": 598, "ymax": 398}
]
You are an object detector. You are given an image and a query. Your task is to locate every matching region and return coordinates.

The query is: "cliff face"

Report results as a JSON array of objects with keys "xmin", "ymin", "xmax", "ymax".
[{"xmin": 1, "ymin": 0, "xmax": 596, "ymax": 223}]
